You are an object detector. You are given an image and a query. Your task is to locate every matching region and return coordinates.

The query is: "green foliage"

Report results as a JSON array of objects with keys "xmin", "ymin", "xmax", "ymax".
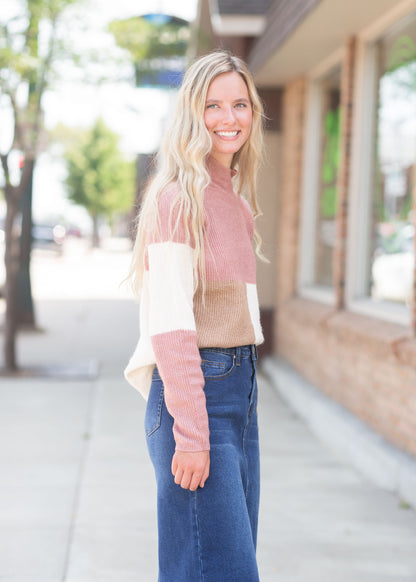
[
  {"xmin": 109, "ymin": 17, "xmax": 189, "ymax": 61},
  {"xmin": 386, "ymin": 35, "xmax": 416, "ymax": 73},
  {"xmin": 0, "ymin": 0, "xmax": 80, "ymax": 156},
  {"xmin": 109, "ymin": 16, "xmax": 189, "ymax": 86},
  {"xmin": 320, "ymin": 106, "xmax": 341, "ymax": 219},
  {"xmin": 0, "ymin": 0, "xmax": 78, "ymax": 84},
  {"xmin": 64, "ymin": 118, "xmax": 134, "ymax": 221},
  {"xmin": 384, "ymin": 35, "xmax": 416, "ymax": 95}
]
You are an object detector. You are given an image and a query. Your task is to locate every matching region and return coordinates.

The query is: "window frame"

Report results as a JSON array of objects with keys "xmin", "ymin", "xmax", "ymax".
[
  {"xmin": 346, "ymin": 2, "xmax": 416, "ymax": 327},
  {"xmin": 298, "ymin": 50, "xmax": 343, "ymax": 305}
]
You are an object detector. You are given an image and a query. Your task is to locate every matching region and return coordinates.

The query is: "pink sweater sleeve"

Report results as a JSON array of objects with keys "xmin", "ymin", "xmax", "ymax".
[{"xmin": 147, "ymin": 186, "xmax": 210, "ymax": 452}]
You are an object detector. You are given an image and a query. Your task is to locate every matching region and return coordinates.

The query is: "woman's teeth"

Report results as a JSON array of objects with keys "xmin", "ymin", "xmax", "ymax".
[{"xmin": 215, "ymin": 131, "xmax": 239, "ymax": 137}]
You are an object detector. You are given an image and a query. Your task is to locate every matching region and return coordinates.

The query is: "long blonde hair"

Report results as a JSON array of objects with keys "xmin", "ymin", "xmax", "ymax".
[{"xmin": 128, "ymin": 49, "xmax": 265, "ymax": 297}]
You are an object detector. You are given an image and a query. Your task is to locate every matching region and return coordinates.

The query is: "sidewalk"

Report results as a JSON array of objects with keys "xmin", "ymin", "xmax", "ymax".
[{"xmin": 1, "ymin": 243, "xmax": 416, "ymax": 581}]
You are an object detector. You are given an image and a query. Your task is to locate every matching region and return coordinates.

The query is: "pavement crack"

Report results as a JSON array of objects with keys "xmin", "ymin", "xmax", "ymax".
[{"xmin": 61, "ymin": 378, "xmax": 98, "ymax": 582}]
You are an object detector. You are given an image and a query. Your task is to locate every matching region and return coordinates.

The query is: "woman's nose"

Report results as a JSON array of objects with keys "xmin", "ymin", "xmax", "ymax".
[{"xmin": 221, "ymin": 106, "xmax": 236, "ymax": 124}]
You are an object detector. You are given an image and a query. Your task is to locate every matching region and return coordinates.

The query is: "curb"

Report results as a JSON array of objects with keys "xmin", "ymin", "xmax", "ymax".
[{"xmin": 262, "ymin": 355, "xmax": 416, "ymax": 510}]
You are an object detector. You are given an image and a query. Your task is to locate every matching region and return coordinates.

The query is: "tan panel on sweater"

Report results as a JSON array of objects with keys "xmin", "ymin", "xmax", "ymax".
[{"xmin": 194, "ymin": 280, "xmax": 256, "ymax": 348}]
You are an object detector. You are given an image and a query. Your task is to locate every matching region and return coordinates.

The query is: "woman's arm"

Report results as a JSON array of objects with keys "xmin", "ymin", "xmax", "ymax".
[{"xmin": 148, "ymin": 240, "xmax": 210, "ymax": 452}]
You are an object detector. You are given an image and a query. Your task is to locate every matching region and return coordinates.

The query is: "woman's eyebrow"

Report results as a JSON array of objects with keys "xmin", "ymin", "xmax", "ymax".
[{"xmin": 206, "ymin": 97, "xmax": 250, "ymax": 103}]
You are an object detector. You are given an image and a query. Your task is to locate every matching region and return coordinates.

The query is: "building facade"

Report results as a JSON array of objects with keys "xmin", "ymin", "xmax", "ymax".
[{"xmin": 195, "ymin": 0, "xmax": 416, "ymax": 459}]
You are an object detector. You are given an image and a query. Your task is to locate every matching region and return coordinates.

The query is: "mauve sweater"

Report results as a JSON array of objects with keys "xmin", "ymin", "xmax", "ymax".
[{"xmin": 124, "ymin": 156, "xmax": 263, "ymax": 452}]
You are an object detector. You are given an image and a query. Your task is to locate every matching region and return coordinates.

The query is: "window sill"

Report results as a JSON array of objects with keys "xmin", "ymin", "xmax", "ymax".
[
  {"xmin": 298, "ymin": 285, "xmax": 335, "ymax": 306},
  {"xmin": 347, "ymin": 297, "xmax": 410, "ymax": 328}
]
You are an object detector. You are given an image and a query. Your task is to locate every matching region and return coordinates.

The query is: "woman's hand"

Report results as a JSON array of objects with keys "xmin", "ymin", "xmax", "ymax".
[{"xmin": 171, "ymin": 450, "xmax": 210, "ymax": 491}]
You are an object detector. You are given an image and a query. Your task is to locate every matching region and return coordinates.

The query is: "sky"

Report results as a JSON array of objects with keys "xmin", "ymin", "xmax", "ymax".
[{"xmin": 1, "ymin": 0, "xmax": 198, "ymax": 229}]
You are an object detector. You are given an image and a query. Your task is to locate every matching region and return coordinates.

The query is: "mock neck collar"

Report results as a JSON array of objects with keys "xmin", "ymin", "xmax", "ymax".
[{"xmin": 206, "ymin": 155, "xmax": 237, "ymax": 191}]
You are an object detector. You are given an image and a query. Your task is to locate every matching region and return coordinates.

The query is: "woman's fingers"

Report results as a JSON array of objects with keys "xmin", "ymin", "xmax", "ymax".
[
  {"xmin": 189, "ymin": 468, "xmax": 204, "ymax": 491},
  {"xmin": 172, "ymin": 450, "xmax": 210, "ymax": 491},
  {"xmin": 200, "ymin": 458, "xmax": 210, "ymax": 488},
  {"xmin": 171, "ymin": 455, "xmax": 178, "ymax": 476},
  {"xmin": 181, "ymin": 469, "xmax": 194, "ymax": 490},
  {"xmin": 174, "ymin": 467, "xmax": 184, "ymax": 486}
]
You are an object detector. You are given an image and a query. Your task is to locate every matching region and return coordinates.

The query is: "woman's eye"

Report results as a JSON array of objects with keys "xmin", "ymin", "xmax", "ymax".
[
  {"xmin": 206, "ymin": 104, "xmax": 218, "ymax": 109},
  {"xmin": 235, "ymin": 102, "xmax": 247, "ymax": 108}
]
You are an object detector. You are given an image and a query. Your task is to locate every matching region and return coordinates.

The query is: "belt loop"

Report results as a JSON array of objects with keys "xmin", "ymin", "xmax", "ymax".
[
  {"xmin": 253, "ymin": 344, "xmax": 258, "ymax": 361},
  {"xmin": 235, "ymin": 346, "xmax": 241, "ymax": 366}
]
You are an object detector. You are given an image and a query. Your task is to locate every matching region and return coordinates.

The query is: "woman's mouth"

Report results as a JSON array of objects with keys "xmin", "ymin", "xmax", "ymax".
[{"xmin": 214, "ymin": 130, "xmax": 240, "ymax": 138}]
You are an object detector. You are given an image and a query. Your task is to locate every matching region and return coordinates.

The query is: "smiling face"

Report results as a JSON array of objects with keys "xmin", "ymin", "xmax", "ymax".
[{"xmin": 204, "ymin": 71, "xmax": 253, "ymax": 168}]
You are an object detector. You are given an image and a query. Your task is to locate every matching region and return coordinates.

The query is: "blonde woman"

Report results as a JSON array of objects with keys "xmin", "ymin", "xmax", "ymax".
[{"xmin": 125, "ymin": 50, "xmax": 265, "ymax": 582}]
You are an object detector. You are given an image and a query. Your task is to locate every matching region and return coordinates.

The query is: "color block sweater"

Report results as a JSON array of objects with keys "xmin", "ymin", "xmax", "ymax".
[{"xmin": 124, "ymin": 156, "xmax": 263, "ymax": 452}]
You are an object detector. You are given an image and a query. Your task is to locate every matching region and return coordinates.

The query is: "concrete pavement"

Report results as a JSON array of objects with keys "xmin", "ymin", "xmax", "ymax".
[{"xmin": 1, "ymin": 240, "xmax": 416, "ymax": 581}]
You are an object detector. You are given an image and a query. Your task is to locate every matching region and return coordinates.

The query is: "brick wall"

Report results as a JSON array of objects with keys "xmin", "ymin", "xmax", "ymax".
[{"xmin": 275, "ymin": 41, "xmax": 416, "ymax": 458}]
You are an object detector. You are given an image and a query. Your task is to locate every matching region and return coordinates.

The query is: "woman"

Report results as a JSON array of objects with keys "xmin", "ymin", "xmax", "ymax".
[{"xmin": 125, "ymin": 50, "xmax": 265, "ymax": 582}]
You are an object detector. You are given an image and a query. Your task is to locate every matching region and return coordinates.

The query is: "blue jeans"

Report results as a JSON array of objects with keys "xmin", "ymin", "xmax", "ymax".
[{"xmin": 145, "ymin": 345, "xmax": 260, "ymax": 582}]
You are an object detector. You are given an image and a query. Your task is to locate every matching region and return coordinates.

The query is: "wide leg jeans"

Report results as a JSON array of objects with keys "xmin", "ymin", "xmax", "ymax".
[{"xmin": 145, "ymin": 345, "xmax": 260, "ymax": 582}]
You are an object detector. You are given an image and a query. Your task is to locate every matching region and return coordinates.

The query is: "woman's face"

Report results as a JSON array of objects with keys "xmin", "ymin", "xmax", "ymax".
[{"xmin": 204, "ymin": 71, "xmax": 253, "ymax": 168}]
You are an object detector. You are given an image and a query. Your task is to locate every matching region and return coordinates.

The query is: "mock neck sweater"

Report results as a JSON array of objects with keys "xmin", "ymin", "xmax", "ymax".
[{"xmin": 124, "ymin": 156, "xmax": 263, "ymax": 452}]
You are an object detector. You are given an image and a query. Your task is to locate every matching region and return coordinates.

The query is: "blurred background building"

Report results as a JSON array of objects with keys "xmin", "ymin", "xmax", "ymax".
[{"xmin": 193, "ymin": 0, "xmax": 416, "ymax": 459}]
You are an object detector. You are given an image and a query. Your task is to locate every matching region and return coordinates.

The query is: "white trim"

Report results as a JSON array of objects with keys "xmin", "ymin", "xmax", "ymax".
[
  {"xmin": 298, "ymin": 285, "xmax": 336, "ymax": 306},
  {"xmin": 211, "ymin": 14, "xmax": 265, "ymax": 36},
  {"xmin": 346, "ymin": 40, "xmax": 378, "ymax": 303},
  {"xmin": 298, "ymin": 81, "xmax": 321, "ymax": 288}
]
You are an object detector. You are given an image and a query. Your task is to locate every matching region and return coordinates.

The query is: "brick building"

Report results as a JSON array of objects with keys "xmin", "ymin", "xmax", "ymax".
[{"xmin": 194, "ymin": 0, "xmax": 416, "ymax": 464}]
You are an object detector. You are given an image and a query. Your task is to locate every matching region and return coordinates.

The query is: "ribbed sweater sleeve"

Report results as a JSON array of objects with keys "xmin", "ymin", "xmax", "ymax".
[{"xmin": 147, "ymin": 186, "xmax": 210, "ymax": 452}]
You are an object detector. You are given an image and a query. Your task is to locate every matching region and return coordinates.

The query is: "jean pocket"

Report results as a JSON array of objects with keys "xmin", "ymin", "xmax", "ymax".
[
  {"xmin": 200, "ymin": 350, "xmax": 236, "ymax": 380},
  {"xmin": 145, "ymin": 379, "xmax": 164, "ymax": 437}
]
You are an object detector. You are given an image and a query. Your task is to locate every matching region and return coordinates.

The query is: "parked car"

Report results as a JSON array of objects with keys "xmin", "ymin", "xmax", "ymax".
[{"xmin": 32, "ymin": 223, "xmax": 66, "ymax": 252}]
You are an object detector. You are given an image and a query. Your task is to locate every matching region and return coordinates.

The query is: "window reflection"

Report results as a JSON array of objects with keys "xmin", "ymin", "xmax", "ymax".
[{"xmin": 371, "ymin": 14, "xmax": 416, "ymax": 305}]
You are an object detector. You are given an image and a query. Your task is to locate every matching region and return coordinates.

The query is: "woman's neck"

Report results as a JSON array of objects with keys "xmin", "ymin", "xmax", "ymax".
[{"xmin": 207, "ymin": 155, "xmax": 236, "ymax": 191}]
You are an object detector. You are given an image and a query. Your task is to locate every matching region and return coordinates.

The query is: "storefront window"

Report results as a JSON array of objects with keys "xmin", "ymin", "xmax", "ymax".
[
  {"xmin": 371, "ymin": 14, "xmax": 416, "ymax": 305},
  {"xmin": 314, "ymin": 67, "xmax": 341, "ymax": 287}
]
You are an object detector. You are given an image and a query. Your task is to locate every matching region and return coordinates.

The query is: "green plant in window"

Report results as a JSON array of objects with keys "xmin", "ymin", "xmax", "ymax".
[
  {"xmin": 385, "ymin": 35, "xmax": 416, "ymax": 97},
  {"xmin": 320, "ymin": 106, "xmax": 340, "ymax": 219},
  {"xmin": 386, "ymin": 35, "xmax": 416, "ymax": 74}
]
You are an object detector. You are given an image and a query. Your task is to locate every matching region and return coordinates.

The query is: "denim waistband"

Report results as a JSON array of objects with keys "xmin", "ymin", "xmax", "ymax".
[{"xmin": 199, "ymin": 344, "xmax": 258, "ymax": 361}]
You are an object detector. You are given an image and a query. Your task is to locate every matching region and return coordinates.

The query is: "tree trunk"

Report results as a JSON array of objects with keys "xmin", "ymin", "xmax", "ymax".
[
  {"xmin": 17, "ymin": 159, "xmax": 35, "ymax": 327},
  {"xmin": 4, "ymin": 190, "xmax": 19, "ymax": 371},
  {"xmin": 92, "ymin": 215, "xmax": 100, "ymax": 248}
]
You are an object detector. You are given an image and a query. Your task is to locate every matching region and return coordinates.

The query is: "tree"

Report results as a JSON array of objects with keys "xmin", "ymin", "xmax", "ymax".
[
  {"xmin": 63, "ymin": 118, "xmax": 134, "ymax": 246},
  {"xmin": 0, "ymin": 0, "xmax": 79, "ymax": 371}
]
